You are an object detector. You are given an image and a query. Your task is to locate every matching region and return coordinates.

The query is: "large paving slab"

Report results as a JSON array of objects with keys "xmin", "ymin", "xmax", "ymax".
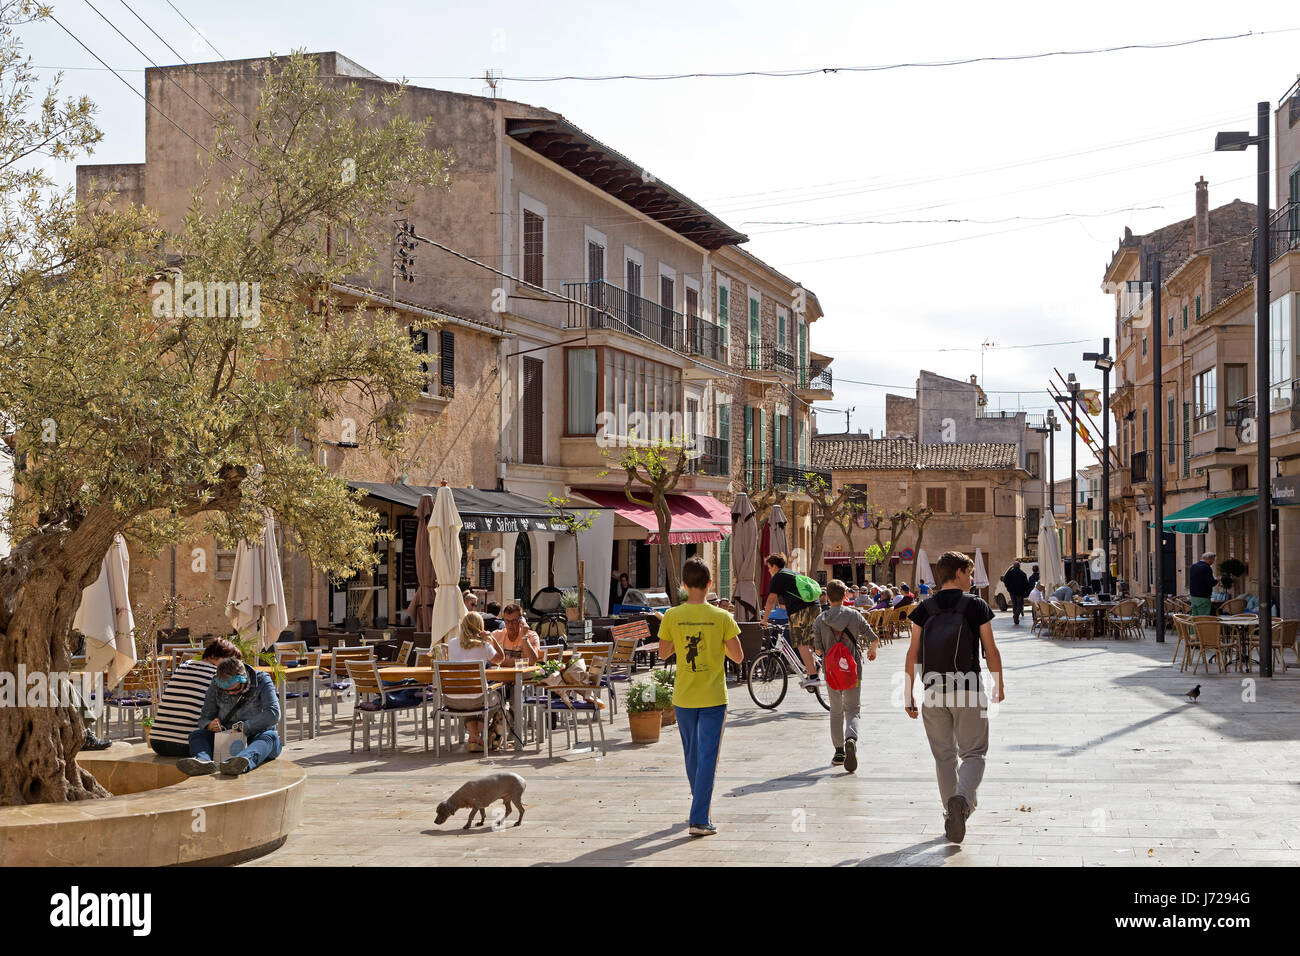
[{"xmin": 244, "ymin": 615, "xmax": 1300, "ymax": 866}]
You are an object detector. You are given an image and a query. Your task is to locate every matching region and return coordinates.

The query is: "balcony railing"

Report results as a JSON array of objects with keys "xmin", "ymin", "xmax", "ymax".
[
  {"xmin": 1253, "ymin": 202, "xmax": 1300, "ymax": 268},
  {"xmin": 796, "ymin": 365, "xmax": 833, "ymax": 391},
  {"xmin": 1130, "ymin": 450, "xmax": 1147, "ymax": 483},
  {"xmin": 1227, "ymin": 397, "xmax": 1252, "ymax": 430},
  {"xmin": 772, "ymin": 460, "xmax": 831, "ymax": 492},
  {"xmin": 685, "ymin": 314, "xmax": 724, "ymax": 363},
  {"xmin": 685, "ymin": 435, "xmax": 729, "ymax": 477},
  {"xmin": 564, "ymin": 280, "xmax": 684, "ymax": 352},
  {"xmin": 745, "ymin": 343, "xmax": 795, "ymax": 375},
  {"xmin": 976, "ymin": 407, "xmax": 1025, "ymax": 421}
]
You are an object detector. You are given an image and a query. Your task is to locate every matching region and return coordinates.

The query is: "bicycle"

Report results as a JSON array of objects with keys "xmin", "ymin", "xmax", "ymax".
[{"xmin": 746, "ymin": 623, "xmax": 830, "ymax": 711}]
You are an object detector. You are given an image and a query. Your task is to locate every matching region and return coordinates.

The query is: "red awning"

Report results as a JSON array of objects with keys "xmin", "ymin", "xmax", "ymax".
[
  {"xmin": 575, "ymin": 489, "xmax": 724, "ymax": 544},
  {"xmin": 679, "ymin": 493, "xmax": 732, "ymax": 534},
  {"xmin": 823, "ymin": 553, "xmax": 868, "ymax": 565}
]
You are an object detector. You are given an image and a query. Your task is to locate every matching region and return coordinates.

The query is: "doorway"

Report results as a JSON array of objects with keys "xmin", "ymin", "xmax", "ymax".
[{"xmin": 513, "ymin": 534, "xmax": 532, "ymax": 605}]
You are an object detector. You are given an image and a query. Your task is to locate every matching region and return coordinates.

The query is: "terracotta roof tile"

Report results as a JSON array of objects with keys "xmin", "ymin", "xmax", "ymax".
[{"xmin": 811, "ymin": 435, "xmax": 1020, "ymax": 471}]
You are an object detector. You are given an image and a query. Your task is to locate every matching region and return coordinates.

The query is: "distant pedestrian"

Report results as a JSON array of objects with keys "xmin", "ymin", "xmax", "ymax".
[
  {"xmin": 1189, "ymin": 552, "xmax": 1216, "ymax": 617},
  {"xmin": 812, "ymin": 579, "xmax": 879, "ymax": 772},
  {"xmin": 657, "ymin": 557, "xmax": 743, "ymax": 837},
  {"xmin": 1001, "ymin": 561, "xmax": 1030, "ymax": 625},
  {"xmin": 905, "ymin": 550, "xmax": 1005, "ymax": 844}
]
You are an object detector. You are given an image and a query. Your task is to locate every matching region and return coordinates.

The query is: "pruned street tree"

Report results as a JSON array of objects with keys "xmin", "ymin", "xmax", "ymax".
[
  {"xmin": 831, "ymin": 496, "xmax": 872, "ymax": 585},
  {"xmin": 0, "ymin": 37, "xmax": 451, "ymax": 804},
  {"xmin": 909, "ymin": 504, "xmax": 936, "ymax": 585},
  {"xmin": 608, "ymin": 437, "xmax": 692, "ymax": 605},
  {"xmin": 805, "ymin": 473, "xmax": 864, "ymax": 573}
]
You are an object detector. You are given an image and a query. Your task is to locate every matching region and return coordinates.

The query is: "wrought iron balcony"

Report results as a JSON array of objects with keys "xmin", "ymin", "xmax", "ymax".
[
  {"xmin": 1252, "ymin": 202, "xmax": 1300, "ymax": 268},
  {"xmin": 563, "ymin": 280, "xmax": 683, "ymax": 352},
  {"xmin": 771, "ymin": 459, "xmax": 832, "ymax": 493},
  {"xmin": 685, "ymin": 314, "xmax": 724, "ymax": 363},
  {"xmin": 685, "ymin": 435, "xmax": 730, "ymax": 477},
  {"xmin": 744, "ymin": 343, "xmax": 795, "ymax": 375},
  {"xmin": 796, "ymin": 365, "xmax": 833, "ymax": 391}
]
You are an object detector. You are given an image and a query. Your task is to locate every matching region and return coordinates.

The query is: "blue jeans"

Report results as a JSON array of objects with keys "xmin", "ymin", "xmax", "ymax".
[
  {"xmin": 189, "ymin": 727, "xmax": 282, "ymax": 771},
  {"xmin": 675, "ymin": 704, "xmax": 726, "ymax": 827}
]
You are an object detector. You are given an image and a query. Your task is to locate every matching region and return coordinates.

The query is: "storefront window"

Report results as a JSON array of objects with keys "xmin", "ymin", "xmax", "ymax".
[{"xmin": 566, "ymin": 348, "xmax": 598, "ymax": 434}]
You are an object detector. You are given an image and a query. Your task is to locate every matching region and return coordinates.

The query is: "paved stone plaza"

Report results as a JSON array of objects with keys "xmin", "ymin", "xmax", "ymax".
[{"xmin": 247, "ymin": 616, "xmax": 1300, "ymax": 866}]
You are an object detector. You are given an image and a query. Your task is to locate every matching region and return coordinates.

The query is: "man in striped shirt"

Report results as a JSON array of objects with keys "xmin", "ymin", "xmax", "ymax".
[{"xmin": 149, "ymin": 638, "xmax": 241, "ymax": 757}]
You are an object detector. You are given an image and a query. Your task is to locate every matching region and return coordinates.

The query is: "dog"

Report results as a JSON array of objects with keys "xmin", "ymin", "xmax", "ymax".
[{"xmin": 435, "ymin": 772, "xmax": 527, "ymax": 829}]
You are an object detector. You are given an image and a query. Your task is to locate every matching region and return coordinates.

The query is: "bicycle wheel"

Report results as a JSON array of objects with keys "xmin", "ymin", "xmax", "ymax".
[
  {"xmin": 813, "ymin": 660, "xmax": 830, "ymax": 711},
  {"xmin": 747, "ymin": 650, "xmax": 788, "ymax": 709}
]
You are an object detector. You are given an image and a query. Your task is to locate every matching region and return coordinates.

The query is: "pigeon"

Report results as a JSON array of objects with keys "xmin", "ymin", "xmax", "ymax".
[{"xmin": 1186, "ymin": 685, "xmax": 1200, "ymax": 704}]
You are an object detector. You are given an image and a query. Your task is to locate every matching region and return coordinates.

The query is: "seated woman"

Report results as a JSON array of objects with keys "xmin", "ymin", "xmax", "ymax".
[
  {"xmin": 179, "ymin": 656, "xmax": 281, "ymax": 776},
  {"xmin": 891, "ymin": 584, "xmax": 915, "ymax": 608},
  {"xmin": 149, "ymin": 638, "xmax": 241, "ymax": 757},
  {"xmin": 445, "ymin": 612, "xmax": 504, "ymax": 752},
  {"xmin": 870, "ymin": 588, "xmax": 893, "ymax": 611}
]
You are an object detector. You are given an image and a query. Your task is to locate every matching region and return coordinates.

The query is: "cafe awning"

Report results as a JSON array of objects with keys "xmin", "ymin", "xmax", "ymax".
[
  {"xmin": 348, "ymin": 482, "xmax": 574, "ymax": 533},
  {"xmin": 1154, "ymin": 494, "xmax": 1257, "ymax": 534},
  {"xmin": 574, "ymin": 488, "xmax": 723, "ymax": 544},
  {"xmin": 823, "ymin": 552, "xmax": 868, "ymax": 565},
  {"xmin": 680, "ymin": 493, "xmax": 732, "ymax": 535}
]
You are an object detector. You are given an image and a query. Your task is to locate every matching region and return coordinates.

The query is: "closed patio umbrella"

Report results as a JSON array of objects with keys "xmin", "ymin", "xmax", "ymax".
[
  {"xmin": 768, "ymin": 504, "xmax": 789, "ymax": 563},
  {"xmin": 1038, "ymin": 511, "xmax": 1065, "ymax": 594},
  {"xmin": 730, "ymin": 493, "xmax": 759, "ymax": 623},
  {"xmin": 973, "ymin": 548, "xmax": 989, "ymax": 590},
  {"xmin": 914, "ymin": 548, "xmax": 935, "ymax": 591},
  {"xmin": 427, "ymin": 484, "xmax": 466, "ymax": 648},
  {"xmin": 73, "ymin": 533, "xmax": 136, "ymax": 686},
  {"xmin": 226, "ymin": 512, "xmax": 289, "ymax": 650},
  {"xmin": 406, "ymin": 493, "xmax": 437, "ymax": 631}
]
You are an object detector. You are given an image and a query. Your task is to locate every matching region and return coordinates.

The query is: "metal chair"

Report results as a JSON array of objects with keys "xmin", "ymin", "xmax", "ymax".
[
  {"xmin": 327, "ymin": 646, "xmax": 374, "ymax": 724},
  {"xmin": 430, "ymin": 661, "xmax": 506, "ymax": 758},
  {"xmin": 345, "ymin": 658, "xmax": 429, "ymax": 754}
]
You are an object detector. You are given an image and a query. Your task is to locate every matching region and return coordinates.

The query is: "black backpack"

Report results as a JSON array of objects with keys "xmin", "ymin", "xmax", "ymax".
[{"xmin": 918, "ymin": 594, "xmax": 981, "ymax": 687}]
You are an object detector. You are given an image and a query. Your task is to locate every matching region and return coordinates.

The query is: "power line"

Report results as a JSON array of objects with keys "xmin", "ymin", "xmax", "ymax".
[
  {"xmin": 742, "ymin": 207, "xmax": 1166, "ymax": 228},
  {"xmin": 163, "ymin": 0, "xmax": 225, "ymax": 60}
]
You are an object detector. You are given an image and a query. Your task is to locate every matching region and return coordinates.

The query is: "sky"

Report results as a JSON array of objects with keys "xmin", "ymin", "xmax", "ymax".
[{"xmin": 22, "ymin": 0, "xmax": 1300, "ymax": 482}]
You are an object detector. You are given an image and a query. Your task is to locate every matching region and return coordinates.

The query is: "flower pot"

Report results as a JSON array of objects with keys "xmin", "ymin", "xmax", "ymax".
[
  {"xmin": 627, "ymin": 709, "xmax": 662, "ymax": 743},
  {"xmin": 565, "ymin": 606, "xmax": 581, "ymax": 623},
  {"xmin": 659, "ymin": 706, "xmax": 676, "ymax": 727}
]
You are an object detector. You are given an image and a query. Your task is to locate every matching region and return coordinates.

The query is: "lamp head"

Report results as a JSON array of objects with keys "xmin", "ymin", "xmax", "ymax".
[{"xmin": 1214, "ymin": 130, "xmax": 1253, "ymax": 151}]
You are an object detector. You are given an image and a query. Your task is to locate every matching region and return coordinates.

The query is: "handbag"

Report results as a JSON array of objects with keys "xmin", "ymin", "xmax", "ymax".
[{"xmin": 213, "ymin": 723, "xmax": 246, "ymax": 764}]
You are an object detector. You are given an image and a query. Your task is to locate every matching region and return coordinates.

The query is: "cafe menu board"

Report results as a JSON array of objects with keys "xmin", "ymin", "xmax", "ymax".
[{"xmin": 399, "ymin": 516, "xmax": 420, "ymax": 590}]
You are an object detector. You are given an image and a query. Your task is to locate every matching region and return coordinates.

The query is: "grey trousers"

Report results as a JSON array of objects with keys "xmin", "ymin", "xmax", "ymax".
[
  {"xmin": 921, "ymin": 689, "xmax": 989, "ymax": 813},
  {"xmin": 828, "ymin": 682, "xmax": 860, "ymax": 749}
]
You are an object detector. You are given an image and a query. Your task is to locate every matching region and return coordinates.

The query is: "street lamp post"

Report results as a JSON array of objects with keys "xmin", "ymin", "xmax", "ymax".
[
  {"xmin": 1216, "ymin": 103, "xmax": 1273, "ymax": 677},
  {"xmin": 1152, "ymin": 257, "xmax": 1165, "ymax": 643},
  {"xmin": 1085, "ymin": 341, "xmax": 1115, "ymax": 596},
  {"xmin": 1068, "ymin": 374, "xmax": 1080, "ymax": 587}
]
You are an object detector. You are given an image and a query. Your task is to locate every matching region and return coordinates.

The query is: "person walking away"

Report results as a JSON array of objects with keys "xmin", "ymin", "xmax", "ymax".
[
  {"xmin": 1002, "ymin": 560, "xmax": 1030, "ymax": 626},
  {"xmin": 813, "ymin": 579, "xmax": 879, "ymax": 772},
  {"xmin": 904, "ymin": 550, "xmax": 1005, "ymax": 844},
  {"xmin": 1189, "ymin": 552, "xmax": 1217, "ymax": 617},
  {"xmin": 149, "ymin": 638, "xmax": 241, "ymax": 756},
  {"xmin": 762, "ymin": 554, "xmax": 821, "ymax": 690},
  {"xmin": 179, "ymin": 656, "xmax": 282, "ymax": 776},
  {"xmin": 657, "ymin": 557, "xmax": 742, "ymax": 837}
]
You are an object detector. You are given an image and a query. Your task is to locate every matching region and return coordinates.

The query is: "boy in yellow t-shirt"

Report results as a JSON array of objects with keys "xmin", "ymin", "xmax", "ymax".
[{"xmin": 657, "ymin": 557, "xmax": 743, "ymax": 837}]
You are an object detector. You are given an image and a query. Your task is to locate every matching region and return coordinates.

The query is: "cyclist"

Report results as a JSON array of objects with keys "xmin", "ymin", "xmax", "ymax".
[{"xmin": 762, "ymin": 554, "xmax": 820, "ymax": 690}]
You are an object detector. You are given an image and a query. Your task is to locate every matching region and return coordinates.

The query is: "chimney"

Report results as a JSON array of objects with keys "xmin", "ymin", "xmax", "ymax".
[
  {"xmin": 1194, "ymin": 176, "xmax": 1209, "ymax": 251},
  {"xmin": 969, "ymin": 374, "xmax": 978, "ymax": 385}
]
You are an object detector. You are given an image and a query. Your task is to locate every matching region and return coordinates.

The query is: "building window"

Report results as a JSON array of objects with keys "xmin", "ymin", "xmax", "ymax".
[
  {"xmin": 522, "ymin": 356, "xmax": 543, "ymax": 464},
  {"xmin": 521, "ymin": 197, "xmax": 545, "ymax": 287},
  {"xmin": 1195, "ymin": 294, "xmax": 1202, "ymax": 320},
  {"xmin": 1269, "ymin": 294, "xmax": 1293, "ymax": 410},
  {"xmin": 1142, "ymin": 408, "xmax": 1148, "ymax": 454},
  {"xmin": 1193, "ymin": 367, "xmax": 1217, "ymax": 432},
  {"xmin": 1168, "ymin": 312, "xmax": 1175, "ymax": 339},
  {"xmin": 964, "ymin": 487, "xmax": 986, "ymax": 513},
  {"xmin": 1026, "ymin": 450, "xmax": 1040, "ymax": 478},
  {"xmin": 566, "ymin": 348, "xmax": 598, "ymax": 435},
  {"xmin": 1231, "ymin": 465, "xmax": 1249, "ymax": 491},
  {"xmin": 596, "ymin": 347, "xmax": 680, "ymax": 442},
  {"xmin": 748, "ymin": 292, "xmax": 761, "ymax": 366},
  {"xmin": 716, "ymin": 281, "xmax": 729, "ymax": 352},
  {"xmin": 1142, "ymin": 336, "xmax": 1147, "ymax": 357},
  {"xmin": 1182, "ymin": 402, "xmax": 1190, "ymax": 478},
  {"xmin": 1224, "ymin": 363, "xmax": 1248, "ymax": 411},
  {"xmin": 410, "ymin": 326, "xmax": 431, "ymax": 394},
  {"xmin": 438, "ymin": 330, "xmax": 455, "ymax": 398},
  {"xmin": 1167, "ymin": 394, "xmax": 1176, "ymax": 464},
  {"xmin": 1182, "ymin": 304, "xmax": 1188, "ymax": 329},
  {"xmin": 926, "ymin": 486, "xmax": 946, "ymax": 512}
]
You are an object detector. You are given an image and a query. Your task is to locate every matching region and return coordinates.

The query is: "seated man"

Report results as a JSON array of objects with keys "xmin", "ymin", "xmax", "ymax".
[
  {"xmin": 493, "ymin": 602, "xmax": 542, "ymax": 663},
  {"xmin": 480, "ymin": 600, "xmax": 506, "ymax": 632},
  {"xmin": 179, "ymin": 656, "xmax": 282, "ymax": 776},
  {"xmin": 149, "ymin": 638, "xmax": 241, "ymax": 757}
]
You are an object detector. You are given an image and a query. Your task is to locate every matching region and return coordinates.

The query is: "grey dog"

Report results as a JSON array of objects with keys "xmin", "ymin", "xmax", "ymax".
[{"xmin": 435, "ymin": 772, "xmax": 527, "ymax": 829}]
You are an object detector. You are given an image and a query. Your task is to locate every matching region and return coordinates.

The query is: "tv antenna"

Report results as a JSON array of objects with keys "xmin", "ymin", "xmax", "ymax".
[
  {"xmin": 844, "ymin": 405, "xmax": 856, "ymax": 433},
  {"xmin": 980, "ymin": 339, "xmax": 996, "ymax": 389},
  {"xmin": 483, "ymin": 69, "xmax": 502, "ymax": 99}
]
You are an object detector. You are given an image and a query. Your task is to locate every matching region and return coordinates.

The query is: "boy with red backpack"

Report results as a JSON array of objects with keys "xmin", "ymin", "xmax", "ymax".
[{"xmin": 812, "ymin": 578, "xmax": 879, "ymax": 773}]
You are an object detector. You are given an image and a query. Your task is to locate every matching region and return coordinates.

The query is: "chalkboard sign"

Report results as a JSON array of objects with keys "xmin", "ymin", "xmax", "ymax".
[{"xmin": 399, "ymin": 516, "xmax": 420, "ymax": 590}]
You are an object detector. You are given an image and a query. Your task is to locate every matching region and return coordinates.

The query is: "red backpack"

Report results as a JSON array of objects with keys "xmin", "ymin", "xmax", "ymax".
[{"xmin": 824, "ymin": 630, "xmax": 858, "ymax": 691}]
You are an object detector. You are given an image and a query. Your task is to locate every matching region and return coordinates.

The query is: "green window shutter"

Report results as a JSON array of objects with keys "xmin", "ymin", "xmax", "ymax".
[
  {"xmin": 719, "ymin": 536, "xmax": 731, "ymax": 598},
  {"xmin": 799, "ymin": 321, "xmax": 807, "ymax": 376},
  {"xmin": 744, "ymin": 405, "xmax": 753, "ymax": 487},
  {"xmin": 718, "ymin": 286, "xmax": 729, "ymax": 350},
  {"xmin": 1182, "ymin": 305, "xmax": 1188, "ymax": 329},
  {"xmin": 759, "ymin": 408, "xmax": 767, "ymax": 487},
  {"xmin": 778, "ymin": 313, "xmax": 786, "ymax": 350},
  {"xmin": 1182, "ymin": 402, "xmax": 1191, "ymax": 478},
  {"xmin": 799, "ymin": 418, "xmax": 806, "ymax": 466},
  {"xmin": 749, "ymin": 296, "xmax": 760, "ymax": 365},
  {"xmin": 1195, "ymin": 295, "xmax": 1201, "ymax": 319}
]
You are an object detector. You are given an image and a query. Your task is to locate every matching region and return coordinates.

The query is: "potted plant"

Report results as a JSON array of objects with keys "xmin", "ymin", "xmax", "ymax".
[
  {"xmin": 651, "ymin": 668, "xmax": 676, "ymax": 725},
  {"xmin": 1218, "ymin": 558, "xmax": 1247, "ymax": 591},
  {"xmin": 625, "ymin": 679, "xmax": 670, "ymax": 743},
  {"xmin": 561, "ymin": 588, "xmax": 583, "ymax": 623},
  {"xmin": 142, "ymin": 716, "xmax": 154, "ymax": 743}
]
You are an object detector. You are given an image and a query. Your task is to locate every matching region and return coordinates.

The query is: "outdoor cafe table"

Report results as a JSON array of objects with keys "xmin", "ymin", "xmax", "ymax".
[
  {"xmin": 254, "ymin": 663, "xmax": 319, "ymax": 740},
  {"xmin": 1074, "ymin": 601, "xmax": 1119, "ymax": 638},
  {"xmin": 378, "ymin": 656, "xmax": 572, "ymax": 742},
  {"xmin": 1218, "ymin": 614, "xmax": 1260, "ymax": 672}
]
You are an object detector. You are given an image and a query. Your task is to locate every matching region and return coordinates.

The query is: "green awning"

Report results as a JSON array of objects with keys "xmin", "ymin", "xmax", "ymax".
[{"xmin": 1153, "ymin": 495, "xmax": 1257, "ymax": 534}]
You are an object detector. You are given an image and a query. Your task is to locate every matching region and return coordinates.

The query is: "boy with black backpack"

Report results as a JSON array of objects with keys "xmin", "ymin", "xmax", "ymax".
[
  {"xmin": 904, "ymin": 550, "xmax": 1005, "ymax": 844},
  {"xmin": 813, "ymin": 578, "xmax": 879, "ymax": 772}
]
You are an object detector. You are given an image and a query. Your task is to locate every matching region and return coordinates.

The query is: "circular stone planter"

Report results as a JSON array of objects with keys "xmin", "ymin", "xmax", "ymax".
[{"xmin": 0, "ymin": 743, "xmax": 305, "ymax": 866}]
